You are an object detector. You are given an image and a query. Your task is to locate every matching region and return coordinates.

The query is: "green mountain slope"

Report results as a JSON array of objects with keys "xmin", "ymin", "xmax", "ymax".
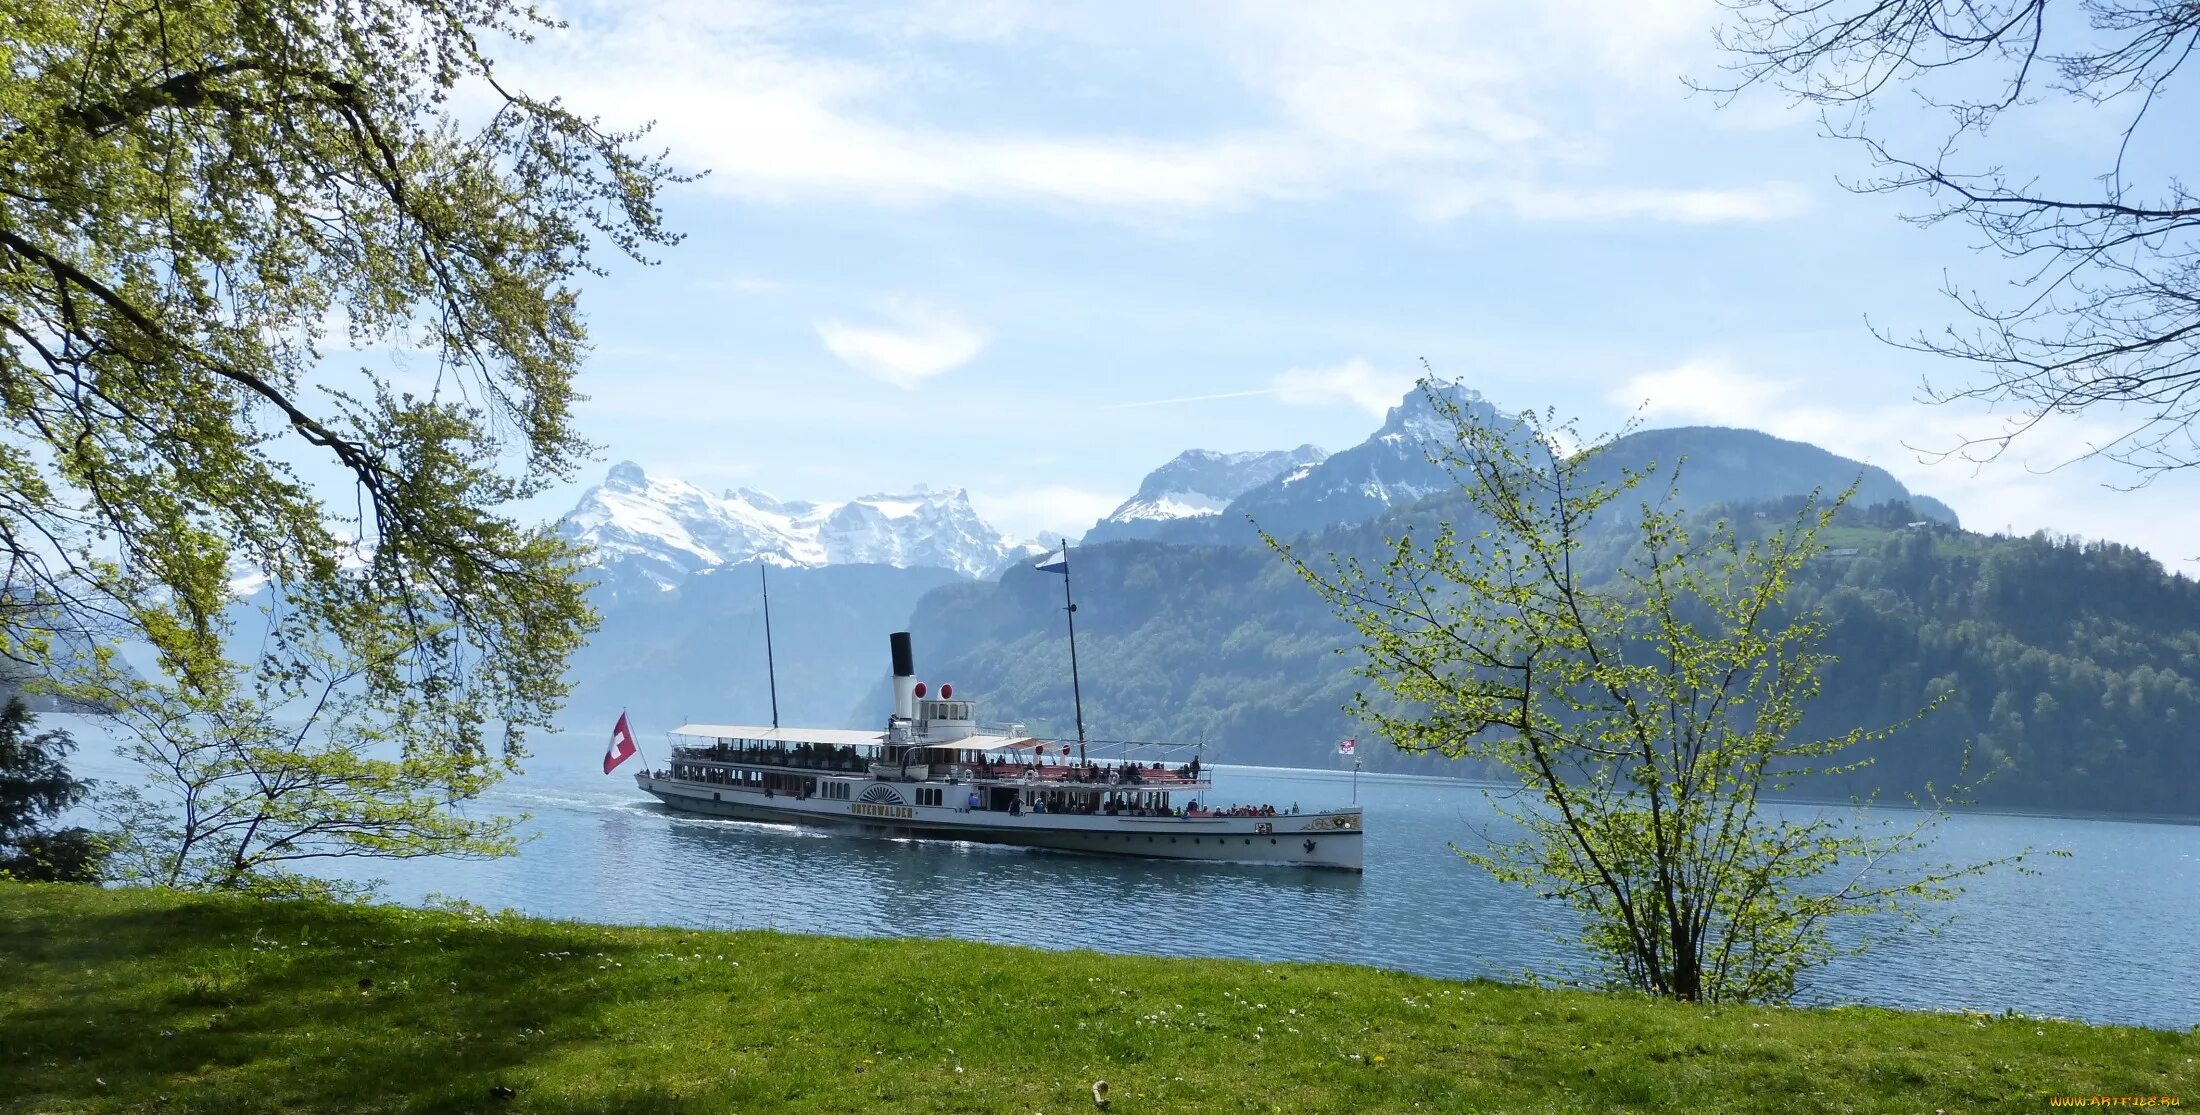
[{"xmin": 891, "ymin": 506, "xmax": 2197, "ymax": 818}]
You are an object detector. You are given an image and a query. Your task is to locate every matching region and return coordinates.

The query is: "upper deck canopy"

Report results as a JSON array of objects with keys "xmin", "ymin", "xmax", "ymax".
[
  {"xmin": 672, "ymin": 725, "xmax": 884, "ymax": 747},
  {"xmin": 670, "ymin": 724, "xmax": 1046, "ymax": 753}
]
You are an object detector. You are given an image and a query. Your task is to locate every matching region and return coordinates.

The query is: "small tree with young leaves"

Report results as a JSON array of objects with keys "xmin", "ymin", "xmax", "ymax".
[
  {"xmin": 1270, "ymin": 382, "xmax": 2012, "ymax": 1003},
  {"xmin": 82, "ymin": 608, "xmax": 520, "ymax": 899}
]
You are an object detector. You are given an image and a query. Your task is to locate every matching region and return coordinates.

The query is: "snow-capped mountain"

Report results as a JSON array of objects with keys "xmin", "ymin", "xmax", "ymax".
[
  {"xmin": 1146, "ymin": 382, "xmax": 1499, "ymax": 545},
  {"xmin": 1136, "ymin": 381, "xmax": 1959, "ymax": 547},
  {"xmin": 558, "ymin": 462, "xmax": 1045, "ymax": 596},
  {"xmin": 1083, "ymin": 445, "xmax": 1327, "ymax": 544}
]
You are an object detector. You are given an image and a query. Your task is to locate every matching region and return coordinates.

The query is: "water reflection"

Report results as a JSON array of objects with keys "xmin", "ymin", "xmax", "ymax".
[{"xmin": 642, "ymin": 801, "xmax": 1366, "ymax": 958}]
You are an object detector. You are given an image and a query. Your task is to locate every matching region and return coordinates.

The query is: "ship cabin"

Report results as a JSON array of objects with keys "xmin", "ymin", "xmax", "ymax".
[{"xmin": 660, "ymin": 701, "xmax": 1215, "ymax": 817}]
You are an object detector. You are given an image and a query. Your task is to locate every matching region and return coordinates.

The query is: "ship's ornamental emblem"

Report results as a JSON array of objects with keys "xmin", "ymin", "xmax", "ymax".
[{"xmin": 859, "ymin": 785, "xmax": 908, "ymax": 807}]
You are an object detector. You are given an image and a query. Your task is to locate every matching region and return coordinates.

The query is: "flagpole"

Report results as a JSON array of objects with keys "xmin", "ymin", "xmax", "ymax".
[
  {"xmin": 1059, "ymin": 542, "xmax": 1087, "ymax": 762},
  {"xmin": 627, "ymin": 707, "xmax": 649, "ymax": 773},
  {"xmin": 760, "ymin": 563, "xmax": 780, "ymax": 730}
]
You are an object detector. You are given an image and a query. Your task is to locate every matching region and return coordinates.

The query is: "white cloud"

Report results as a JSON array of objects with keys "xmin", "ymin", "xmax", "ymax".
[
  {"xmin": 1271, "ymin": 358, "xmax": 1417, "ymax": 417},
  {"xmin": 814, "ymin": 298, "xmax": 989, "ymax": 389},
  {"xmin": 1424, "ymin": 182, "xmax": 1811, "ymax": 223},
  {"xmin": 1614, "ymin": 358, "xmax": 1794, "ymax": 427},
  {"xmin": 968, "ymin": 484, "xmax": 1123, "ymax": 541},
  {"xmin": 505, "ymin": 0, "xmax": 1796, "ymax": 225}
]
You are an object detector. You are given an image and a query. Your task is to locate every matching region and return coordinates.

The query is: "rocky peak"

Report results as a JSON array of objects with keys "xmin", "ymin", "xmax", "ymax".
[
  {"xmin": 1083, "ymin": 444, "xmax": 1331, "ymax": 543},
  {"xmin": 558, "ymin": 465, "xmax": 1043, "ymax": 597}
]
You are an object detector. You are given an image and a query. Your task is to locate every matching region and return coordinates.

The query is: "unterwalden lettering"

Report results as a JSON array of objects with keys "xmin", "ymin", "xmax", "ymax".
[{"xmin": 849, "ymin": 803, "xmax": 916, "ymax": 820}]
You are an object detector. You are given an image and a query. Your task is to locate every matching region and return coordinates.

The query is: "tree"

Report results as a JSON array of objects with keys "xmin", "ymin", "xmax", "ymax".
[
  {"xmin": 1700, "ymin": 0, "xmax": 2200, "ymax": 478},
  {"xmin": 85, "ymin": 630, "xmax": 517, "ymax": 898},
  {"xmin": 0, "ymin": 697, "xmax": 105, "ymax": 882},
  {"xmin": 0, "ymin": 0, "xmax": 682, "ymax": 876},
  {"xmin": 1270, "ymin": 382, "xmax": 2008, "ymax": 1003}
]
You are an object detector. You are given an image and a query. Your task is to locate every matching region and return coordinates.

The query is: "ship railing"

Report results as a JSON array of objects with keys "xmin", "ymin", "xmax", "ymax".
[
  {"xmin": 947, "ymin": 763, "xmax": 1213, "ymax": 789},
  {"xmin": 670, "ymin": 749, "xmax": 870, "ymax": 775},
  {"xmin": 868, "ymin": 761, "xmax": 934, "ymax": 781}
]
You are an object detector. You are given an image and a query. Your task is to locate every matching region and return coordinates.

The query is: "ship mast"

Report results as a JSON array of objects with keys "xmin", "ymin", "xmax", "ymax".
[
  {"xmin": 761, "ymin": 562, "xmax": 780, "ymax": 730},
  {"xmin": 1057, "ymin": 542, "xmax": 1086, "ymax": 762}
]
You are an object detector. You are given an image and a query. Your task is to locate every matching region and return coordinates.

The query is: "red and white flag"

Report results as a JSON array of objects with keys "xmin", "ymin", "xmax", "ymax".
[
  {"xmin": 1337, "ymin": 737, "xmax": 1357, "ymax": 756},
  {"xmin": 604, "ymin": 712, "xmax": 638, "ymax": 774}
]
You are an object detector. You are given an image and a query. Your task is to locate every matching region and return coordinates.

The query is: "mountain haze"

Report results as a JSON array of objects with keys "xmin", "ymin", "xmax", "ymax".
[{"xmin": 563, "ymin": 561, "xmax": 960, "ymax": 733}]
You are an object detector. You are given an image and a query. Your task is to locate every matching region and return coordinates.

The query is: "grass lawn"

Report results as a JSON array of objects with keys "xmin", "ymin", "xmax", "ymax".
[{"xmin": 1, "ymin": 883, "xmax": 2191, "ymax": 1113}]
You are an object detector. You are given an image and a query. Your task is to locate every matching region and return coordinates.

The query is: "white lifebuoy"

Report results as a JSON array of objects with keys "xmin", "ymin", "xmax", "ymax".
[{"xmin": 1107, "ymin": 769, "xmax": 1121, "ymax": 785}]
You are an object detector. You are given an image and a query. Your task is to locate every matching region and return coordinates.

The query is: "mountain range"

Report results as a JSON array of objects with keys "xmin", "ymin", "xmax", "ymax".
[
  {"xmin": 561, "ymin": 383, "xmax": 1961, "ymax": 601},
  {"xmin": 546, "ymin": 382, "xmax": 2198, "ymax": 818},
  {"xmin": 558, "ymin": 462, "xmax": 1047, "ymax": 601},
  {"xmin": 883, "ymin": 506, "xmax": 2196, "ymax": 816}
]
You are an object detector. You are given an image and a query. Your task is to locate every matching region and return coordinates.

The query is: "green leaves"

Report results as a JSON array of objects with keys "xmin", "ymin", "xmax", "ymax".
[
  {"xmin": 0, "ymin": 0, "xmax": 679, "ymax": 890},
  {"xmin": 1271, "ymin": 379, "xmax": 2015, "ymax": 1003}
]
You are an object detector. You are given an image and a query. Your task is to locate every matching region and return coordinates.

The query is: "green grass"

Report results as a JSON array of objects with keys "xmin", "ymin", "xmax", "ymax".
[{"xmin": 1, "ymin": 884, "xmax": 2191, "ymax": 1113}]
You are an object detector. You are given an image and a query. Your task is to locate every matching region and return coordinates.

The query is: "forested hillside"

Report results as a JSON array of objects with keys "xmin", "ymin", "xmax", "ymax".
[{"xmin": 890, "ymin": 499, "xmax": 2198, "ymax": 817}]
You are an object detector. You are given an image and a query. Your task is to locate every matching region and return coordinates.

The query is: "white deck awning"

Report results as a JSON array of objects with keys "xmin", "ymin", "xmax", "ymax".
[
  {"xmin": 670, "ymin": 725, "xmax": 1058, "ymax": 754},
  {"xmin": 670, "ymin": 725, "xmax": 886, "ymax": 748},
  {"xmin": 936, "ymin": 735, "xmax": 1047, "ymax": 753}
]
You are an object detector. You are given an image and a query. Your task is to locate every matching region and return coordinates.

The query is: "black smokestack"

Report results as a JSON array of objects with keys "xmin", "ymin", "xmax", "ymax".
[{"xmin": 890, "ymin": 631, "xmax": 915, "ymax": 678}]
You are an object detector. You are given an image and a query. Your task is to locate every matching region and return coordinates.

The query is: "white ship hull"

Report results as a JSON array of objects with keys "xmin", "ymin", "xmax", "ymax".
[{"xmin": 637, "ymin": 774, "xmax": 1364, "ymax": 871}]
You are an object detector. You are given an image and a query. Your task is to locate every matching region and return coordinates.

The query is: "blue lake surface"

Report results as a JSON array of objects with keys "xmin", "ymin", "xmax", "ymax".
[{"xmin": 65, "ymin": 723, "xmax": 2200, "ymax": 1031}]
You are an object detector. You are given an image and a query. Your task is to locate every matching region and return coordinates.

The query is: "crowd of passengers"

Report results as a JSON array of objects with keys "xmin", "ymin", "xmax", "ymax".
[
  {"xmin": 1006, "ymin": 795, "xmax": 1298, "ymax": 818},
  {"xmin": 676, "ymin": 741, "xmax": 868, "ymax": 771},
  {"xmin": 671, "ymin": 742, "xmax": 1206, "ymax": 784},
  {"xmin": 975, "ymin": 756, "xmax": 1201, "ymax": 784}
]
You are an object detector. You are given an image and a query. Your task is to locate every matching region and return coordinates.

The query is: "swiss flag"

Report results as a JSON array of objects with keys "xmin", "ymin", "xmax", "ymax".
[{"xmin": 604, "ymin": 713, "xmax": 638, "ymax": 774}]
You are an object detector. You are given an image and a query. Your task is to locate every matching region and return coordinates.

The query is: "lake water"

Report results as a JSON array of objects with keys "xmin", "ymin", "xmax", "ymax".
[{"xmin": 64, "ymin": 724, "xmax": 2200, "ymax": 1031}]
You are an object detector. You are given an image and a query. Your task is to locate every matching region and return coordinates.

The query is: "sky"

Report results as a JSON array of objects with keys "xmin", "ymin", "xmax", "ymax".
[{"xmin": 463, "ymin": 0, "xmax": 2196, "ymax": 566}]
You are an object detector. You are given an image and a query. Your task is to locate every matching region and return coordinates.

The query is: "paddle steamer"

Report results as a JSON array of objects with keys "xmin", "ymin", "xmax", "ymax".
[{"xmin": 634, "ymin": 632, "xmax": 1363, "ymax": 871}]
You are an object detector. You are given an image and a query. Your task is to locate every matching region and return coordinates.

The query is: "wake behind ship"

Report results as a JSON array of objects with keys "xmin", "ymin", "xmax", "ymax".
[{"xmin": 634, "ymin": 632, "xmax": 1364, "ymax": 871}]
